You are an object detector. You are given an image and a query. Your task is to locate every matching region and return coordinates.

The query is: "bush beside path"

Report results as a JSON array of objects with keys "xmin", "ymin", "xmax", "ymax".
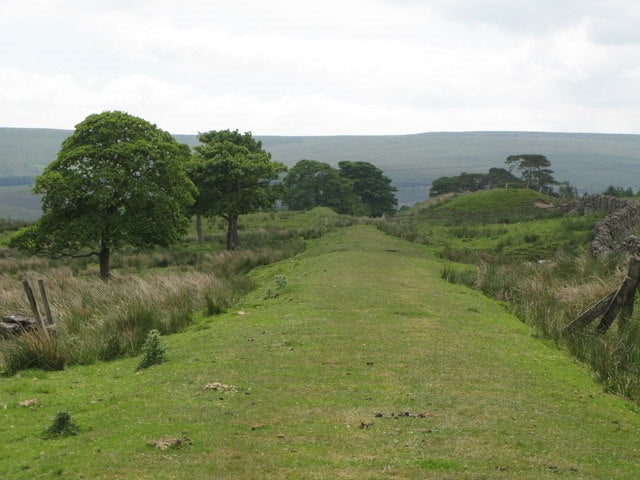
[{"xmin": 2, "ymin": 225, "xmax": 640, "ymax": 479}]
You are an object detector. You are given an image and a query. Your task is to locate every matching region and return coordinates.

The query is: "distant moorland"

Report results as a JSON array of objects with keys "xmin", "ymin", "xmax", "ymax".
[{"xmin": 2, "ymin": 127, "xmax": 640, "ymax": 219}]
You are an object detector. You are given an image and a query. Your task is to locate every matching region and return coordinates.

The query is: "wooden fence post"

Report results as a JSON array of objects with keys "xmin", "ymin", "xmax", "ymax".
[
  {"xmin": 22, "ymin": 278, "xmax": 49, "ymax": 337},
  {"xmin": 595, "ymin": 257, "xmax": 640, "ymax": 333},
  {"xmin": 37, "ymin": 279, "xmax": 55, "ymax": 326},
  {"xmin": 564, "ymin": 257, "xmax": 640, "ymax": 334}
]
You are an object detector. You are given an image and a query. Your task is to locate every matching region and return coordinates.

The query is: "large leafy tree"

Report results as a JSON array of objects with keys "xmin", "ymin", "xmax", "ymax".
[
  {"xmin": 188, "ymin": 130, "xmax": 286, "ymax": 250},
  {"xmin": 10, "ymin": 111, "xmax": 196, "ymax": 279},
  {"xmin": 282, "ymin": 159, "xmax": 364, "ymax": 214},
  {"xmin": 338, "ymin": 161, "xmax": 397, "ymax": 216},
  {"xmin": 505, "ymin": 154, "xmax": 555, "ymax": 193}
]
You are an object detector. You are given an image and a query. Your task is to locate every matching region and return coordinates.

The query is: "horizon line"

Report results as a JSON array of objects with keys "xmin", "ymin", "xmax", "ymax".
[{"xmin": 0, "ymin": 126, "xmax": 639, "ymax": 138}]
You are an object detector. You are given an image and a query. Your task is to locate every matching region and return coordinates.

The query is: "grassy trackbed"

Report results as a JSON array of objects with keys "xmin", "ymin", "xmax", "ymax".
[{"xmin": 2, "ymin": 225, "xmax": 640, "ymax": 479}]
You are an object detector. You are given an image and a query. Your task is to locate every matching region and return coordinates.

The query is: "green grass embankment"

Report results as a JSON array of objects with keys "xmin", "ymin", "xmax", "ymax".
[
  {"xmin": 412, "ymin": 188, "xmax": 557, "ymax": 224},
  {"xmin": 2, "ymin": 225, "xmax": 640, "ymax": 479}
]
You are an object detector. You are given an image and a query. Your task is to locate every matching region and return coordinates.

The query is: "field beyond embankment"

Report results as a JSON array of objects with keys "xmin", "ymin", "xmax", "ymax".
[{"xmin": 2, "ymin": 225, "xmax": 640, "ymax": 479}]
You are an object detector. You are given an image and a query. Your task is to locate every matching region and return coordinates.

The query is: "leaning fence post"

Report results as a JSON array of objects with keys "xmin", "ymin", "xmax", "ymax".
[
  {"xmin": 565, "ymin": 256, "xmax": 640, "ymax": 335},
  {"xmin": 596, "ymin": 257, "xmax": 640, "ymax": 334},
  {"xmin": 37, "ymin": 279, "xmax": 55, "ymax": 326},
  {"xmin": 22, "ymin": 278, "xmax": 48, "ymax": 337}
]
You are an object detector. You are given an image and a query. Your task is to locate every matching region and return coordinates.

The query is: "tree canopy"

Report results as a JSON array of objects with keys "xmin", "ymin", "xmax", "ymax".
[
  {"xmin": 602, "ymin": 185, "xmax": 635, "ymax": 197},
  {"xmin": 282, "ymin": 160, "xmax": 365, "ymax": 214},
  {"xmin": 188, "ymin": 129, "xmax": 286, "ymax": 250},
  {"xmin": 505, "ymin": 154, "xmax": 555, "ymax": 193},
  {"xmin": 338, "ymin": 161, "xmax": 397, "ymax": 216},
  {"xmin": 429, "ymin": 168, "xmax": 523, "ymax": 197},
  {"xmin": 282, "ymin": 159, "xmax": 397, "ymax": 216},
  {"xmin": 9, "ymin": 111, "xmax": 196, "ymax": 279}
]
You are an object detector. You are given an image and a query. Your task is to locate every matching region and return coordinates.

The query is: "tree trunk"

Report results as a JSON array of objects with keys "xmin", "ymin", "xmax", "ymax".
[
  {"xmin": 196, "ymin": 214, "xmax": 204, "ymax": 243},
  {"xmin": 99, "ymin": 244, "xmax": 111, "ymax": 280},
  {"xmin": 226, "ymin": 214, "xmax": 240, "ymax": 250}
]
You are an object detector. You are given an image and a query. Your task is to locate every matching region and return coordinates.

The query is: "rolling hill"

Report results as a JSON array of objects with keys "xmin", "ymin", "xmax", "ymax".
[{"xmin": 2, "ymin": 128, "xmax": 640, "ymax": 219}]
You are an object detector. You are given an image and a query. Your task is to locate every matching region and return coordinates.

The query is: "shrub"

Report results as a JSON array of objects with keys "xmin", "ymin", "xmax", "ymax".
[
  {"xmin": 43, "ymin": 411, "xmax": 80, "ymax": 439},
  {"xmin": 137, "ymin": 329, "xmax": 166, "ymax": 370},
  {"xmin": 275, "ymin": 275, "xmax": 288, "ymax": 290}
]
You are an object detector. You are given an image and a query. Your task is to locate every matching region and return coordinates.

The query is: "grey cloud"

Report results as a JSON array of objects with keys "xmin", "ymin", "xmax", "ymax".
[
  {"xmin": 418, "ymin": 0, "xmax": 601, "ymax": 33},
  {"xmin": 587, "ymin": 15, "xmax": 640, "ymax": 45}
]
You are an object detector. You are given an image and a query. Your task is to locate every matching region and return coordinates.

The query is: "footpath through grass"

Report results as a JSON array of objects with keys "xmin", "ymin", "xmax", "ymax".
[{"xmin": 2, "ymin": 225, "xmax": 640, "ymax": 479}]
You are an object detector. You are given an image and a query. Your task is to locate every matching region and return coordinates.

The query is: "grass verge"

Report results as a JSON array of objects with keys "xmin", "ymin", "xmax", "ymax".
[{"xmin": 1, "ymin": 226, "xmax": 640, "ymax": 478}]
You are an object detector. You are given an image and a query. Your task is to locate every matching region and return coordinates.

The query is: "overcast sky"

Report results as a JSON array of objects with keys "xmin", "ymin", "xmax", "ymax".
[{"xmin": 1, "ymin": 0, "xmax": 639, "ymax": 135}]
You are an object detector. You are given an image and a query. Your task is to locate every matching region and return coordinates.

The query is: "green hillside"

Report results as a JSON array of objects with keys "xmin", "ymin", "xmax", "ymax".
[
  {"xmin": 411, "ymin": 188, "xmax": 554, "ymax": 221},
  {"xmin": 2, "ymin": 128, "xmax": 640, "ymax": 218},
  {"xmin": 2, "ymin": 226, "xmax": 640, "ymax": 478},
  {"xmin": 382, "ymin": 189, "xmax": 597, "ymax": 263}
]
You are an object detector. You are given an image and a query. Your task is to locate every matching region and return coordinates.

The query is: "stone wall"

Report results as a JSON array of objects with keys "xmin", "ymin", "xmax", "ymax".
[
  {"xmin": 558, "ymin": 195, "xmax": 633, "ymax": 216},
  {"xmin": 559, "ymin": 195, "xmax": 640, "ymax": 257}
]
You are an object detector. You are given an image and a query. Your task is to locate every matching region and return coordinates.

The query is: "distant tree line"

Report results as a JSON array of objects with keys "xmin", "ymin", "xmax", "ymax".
[
  {"xmin": 429, "ymin": 154, "xmax": 578, "ymax": 199},
  {"xmin": 0, "ymin": 217, "xmax": 30, "ymax": 232},
  {"xmin": 0, "ymin": 175, "xmax": 34, "ymax": 187},
  {"xmin": 429, "ymin": 168, "xmax": 524, "ymax": 197},
  {"xmin": 9, "ymin": 111, "xmax": 398, "ymax": 278},
  {"xmin": 602, "ymin": 185, "xmax": 635, "ymax": 197}
]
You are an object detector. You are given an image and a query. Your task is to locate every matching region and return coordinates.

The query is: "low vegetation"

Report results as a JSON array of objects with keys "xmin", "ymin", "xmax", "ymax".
[
  {"xmin": 0, "ymin": 208, "xmax": 355, "ymax": 375},
  {"xmin": 136, "ymin": 329, "xmax": 166, "ymax": 370},
  {"xmin": 381, "ymin": 188, "xmax": 640, "ymax": 403},
  {"xmin": 441, "ymin": 252, "xmax": 640, "ymax": 400},
  {"xmin": 379, "ymin": 189, "xmax": 594, "ymax": 263},
  {"xmin": 2, "ymin": 226, "xmax": 640, "ymax": 479},
  {"xmin": 42, "ymin": 411, "xmax": 80, "ymax": 439}
]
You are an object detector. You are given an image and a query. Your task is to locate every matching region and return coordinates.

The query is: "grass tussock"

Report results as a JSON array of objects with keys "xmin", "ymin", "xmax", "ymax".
[{"xmin": 2, "ymin": 329, "xmax": 66, "ymax": 375}]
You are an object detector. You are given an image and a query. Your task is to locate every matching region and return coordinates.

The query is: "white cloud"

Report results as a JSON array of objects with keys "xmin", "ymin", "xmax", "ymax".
[{"xmin": 1, "ymin": 0, "xmax": 640, "ymax": 134}]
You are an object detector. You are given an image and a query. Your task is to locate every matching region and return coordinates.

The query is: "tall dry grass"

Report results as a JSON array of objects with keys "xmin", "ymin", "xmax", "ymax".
[
  {"xmin": 0, "ymin": 238, "xmax": 307, "ymax": 375},
  {"xmin": 0, "ymin": 268, "xmax": 251, "ymax": 373}
]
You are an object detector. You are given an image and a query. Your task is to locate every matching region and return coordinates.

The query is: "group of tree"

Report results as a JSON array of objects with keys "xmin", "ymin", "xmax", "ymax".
[
  {"xmin": 504, "ymin": 154, "xmax": 555, "ymax": 193},
  {"xmin": 429, "ymin": 168, "xmax": 523, "ymax": 197},
  {"xmin": 602, "ymin": 185, "xmax": 635, "ymax": 197},
  {"xmin": 10, "ymin": 111, "xmax": 397, "ymax": 279},
  {"xmin": 429, "ymin": 154, "xmax": 577, "ymax": 198},
  {"xmin": 282, "ymin": 160, "xmax": 397, "ymax": 216}
]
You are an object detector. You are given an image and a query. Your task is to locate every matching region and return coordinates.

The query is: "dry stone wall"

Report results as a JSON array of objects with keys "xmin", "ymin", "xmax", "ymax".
[
  {"xmin": 559, "ymin": 195, "xmax": 640, "ymax": 257},
  {"xmin": 559, "ymin": 195, "xmax": 633, "ymax": 216}
]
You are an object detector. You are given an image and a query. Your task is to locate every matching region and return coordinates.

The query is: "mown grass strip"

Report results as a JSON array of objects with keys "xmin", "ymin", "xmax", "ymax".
[{"xmin": 1, "ymin": 225, "xmax": 640, "ymax": 479}]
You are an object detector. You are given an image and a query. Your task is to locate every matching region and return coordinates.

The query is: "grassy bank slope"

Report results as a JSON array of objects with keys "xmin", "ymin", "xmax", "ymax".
[{"xmin": 2, "ymin": 226, "xmax": 640, "ymax": 479}]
